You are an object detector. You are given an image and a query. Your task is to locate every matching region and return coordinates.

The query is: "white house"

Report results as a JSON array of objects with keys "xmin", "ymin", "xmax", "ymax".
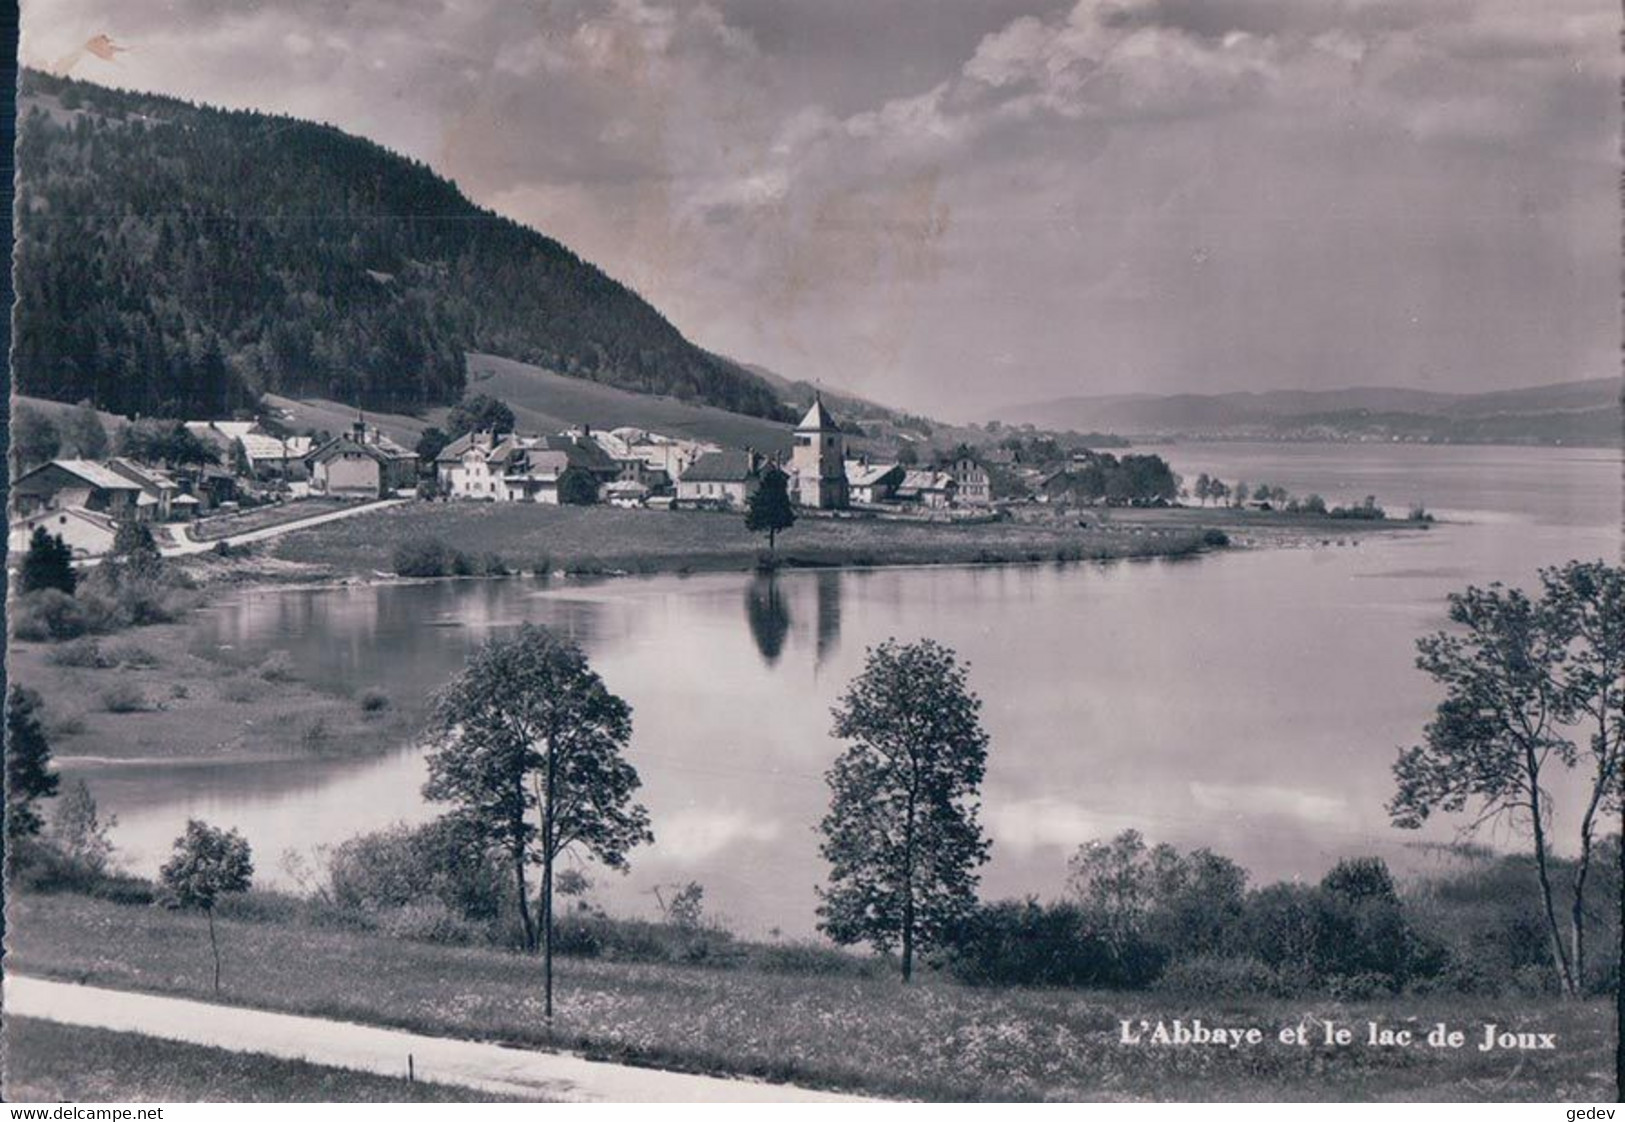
[
  {"xmin": 9, "ymin": 506, "xmax": 119, "ymax": 559},
  {"xmin": 676, "ymin": 450, "xmax": 767, "ymax": 508}
]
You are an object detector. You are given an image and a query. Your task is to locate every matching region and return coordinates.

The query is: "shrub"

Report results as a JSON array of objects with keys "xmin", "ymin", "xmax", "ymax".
[
  {"xmin": 48, "ymin": 638, "xmax": 115, "ymax": 668},
  {"xmin": 358, "ymin": 689, "xmax": 390, "ymax": 714},
  {"xmin": 750, "ymin": 941, "xmax": 879, "ymax": 978},
  {"xmin": 375, "ymin": 901, "xmax": 481, "ymax": 945},
  {"xmin": 1201, "ymin": 528, "xmax": 1230, "ymax": 548},
  {"xmin": 329, "ymin": 819, "xmax": 508, "ymax": 923},
  {"xmin": 392, "ymin": 536, "xmax": 466, "ymax": 578},
  {"xmin": 12, "ymin": 589, "xmax": 89, "ymax": 641},
  {"xmin": 257, "ymin": 651, "xmax": 297, "ymax": 682},
  {"xmin": 1155, "ymin": 954, "xmax": 1289, "ymax": 998},
  {"xmin": 99, "ymin": 680, "xmax": 147, "ymax": 713},
  {"xmin": 110, "ymin": 644, "xmax": 161, "ymax": 669},
  {"xmin": 945, "ymin": 899, "xmax": 1164, "ymax": 989}
]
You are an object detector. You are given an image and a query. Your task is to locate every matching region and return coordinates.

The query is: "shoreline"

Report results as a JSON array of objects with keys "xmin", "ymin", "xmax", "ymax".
[{"xmin": 18, "ymin": 504, "xmax": 1434, "ymax": 769}]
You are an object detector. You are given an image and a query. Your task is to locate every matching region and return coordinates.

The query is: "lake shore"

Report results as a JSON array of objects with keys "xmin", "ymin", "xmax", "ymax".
[
  {"xmin": 264, "ymin": 500, "xmax": 1429, "ymax": 582},
  {"xmin": 16, "ymin": 502, "xmax": 1431, "ymax": 766}
]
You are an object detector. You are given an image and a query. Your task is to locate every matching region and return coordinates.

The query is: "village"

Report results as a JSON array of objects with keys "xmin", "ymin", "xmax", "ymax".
[{"xmin": 6, "ymin": 396, "xmax": 1027, "ymax": 562}]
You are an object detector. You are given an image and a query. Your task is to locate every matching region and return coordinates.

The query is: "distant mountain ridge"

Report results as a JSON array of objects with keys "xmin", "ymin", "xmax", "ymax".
[
  {"xmin": 996, "ymin": 378, "xmax": 1623, "ymax": 446},
  {"xmin": 12, "ymin": 69, "xmax": 790, "ymax": 423}
]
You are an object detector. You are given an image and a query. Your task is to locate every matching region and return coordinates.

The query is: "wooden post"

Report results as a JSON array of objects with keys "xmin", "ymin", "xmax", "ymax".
[{"xmin": 408, "ymin": 1053, "xmax": 415, "ymax": 1083}]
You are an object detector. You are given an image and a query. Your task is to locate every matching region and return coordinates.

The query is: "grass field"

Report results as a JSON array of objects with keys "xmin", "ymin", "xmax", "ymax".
[
  {"xmin": 2, "ymin": 1017, "xmax": 516, "ymax": 1103},
  {"xmin": 271, "ymin": 501, "xmax": 1241, "ymax": 578},
  {"xmin": 186, "ymin": 497, "xmax": 353, "ymax": 542},
  {"xmin": 9, "ymin": 892, "xmax": 1613, "ymax": 1102}
]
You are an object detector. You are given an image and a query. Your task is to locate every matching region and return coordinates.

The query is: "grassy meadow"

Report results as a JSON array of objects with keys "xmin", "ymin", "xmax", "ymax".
[
  {"xmin": 2, "ymin": 1018, "xmax": 519, "ymax": 1103},
  {"xmin": 271, "ymin": 501, "xmax": 1242, "ymax": 579},
  {"xmin": 8, "ymin": 891, "xmax": 1612, "ymax": 1102}
]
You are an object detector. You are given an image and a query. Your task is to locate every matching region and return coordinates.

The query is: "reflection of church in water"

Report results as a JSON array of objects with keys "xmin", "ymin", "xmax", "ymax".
[{"xmin": 745, "ymin": 570, "xmax": 843, "ymax": 669}]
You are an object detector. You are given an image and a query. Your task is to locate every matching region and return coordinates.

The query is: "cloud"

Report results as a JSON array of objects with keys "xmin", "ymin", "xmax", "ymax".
[{"xmin": 18, "ymin": 0, "xmax": 1617, "ymax": 415}]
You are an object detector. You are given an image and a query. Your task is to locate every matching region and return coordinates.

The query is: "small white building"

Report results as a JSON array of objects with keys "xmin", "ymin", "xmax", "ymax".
[
  {"xmin": 676, "ymin": 450, "xmax": 767, "ymax": 508},
  {"xmin": 9, "ymin": 506, "xmax": 119, "ymax": 559}
]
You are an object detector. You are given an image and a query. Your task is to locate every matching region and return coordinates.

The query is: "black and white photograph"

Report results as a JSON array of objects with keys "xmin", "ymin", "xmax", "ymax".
[{"xmin": 2, "ymin": 0, "xmax": 1621, "ymax": 1105}]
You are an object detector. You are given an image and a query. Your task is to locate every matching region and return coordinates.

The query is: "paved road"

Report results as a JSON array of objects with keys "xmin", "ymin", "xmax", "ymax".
[
  {"xmin": 163, "ymin": 498, "xmax": 407, "ymax": 557},
  {"xmin": 6, "ymin": 976, "xmax": 868, "ymax": 1103}
]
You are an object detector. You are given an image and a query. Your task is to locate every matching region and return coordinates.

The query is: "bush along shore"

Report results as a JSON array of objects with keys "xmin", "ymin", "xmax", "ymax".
[{"xmin": 8, "ymin": 823, "xmax": 1615, "ymax": 1102}]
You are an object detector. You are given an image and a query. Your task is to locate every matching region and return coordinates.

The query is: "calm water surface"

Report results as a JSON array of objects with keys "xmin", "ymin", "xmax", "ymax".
[{"xmin": 66, "ymin": 442, "xmax": 1621, "ymax": 935}]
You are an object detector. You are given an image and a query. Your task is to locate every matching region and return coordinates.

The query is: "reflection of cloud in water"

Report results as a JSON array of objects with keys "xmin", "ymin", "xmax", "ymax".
[
  {"xmin": 1189, "ymin": 781, "xmax": 1351, "ymax": 824},
  {"xmin": 655, "ymin": 807, "xmax": 781, "ymax": 863}
]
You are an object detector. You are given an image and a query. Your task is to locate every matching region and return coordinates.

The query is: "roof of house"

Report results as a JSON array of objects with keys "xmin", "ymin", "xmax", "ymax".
[
  {"xmin": 238, "ymin": 433, "xmax": 313, "ymax": 461},
  {"xmin": 185, "ymin": 421, "xmax": 259, "ymax": 444},
  {"xmin": 681, "ymin": 450, "xmax": 763, "ymax": 483},
  {"xmin": 898, "ymin": 469, "xmax": 954, "ymax": 494},
  {"xmin": 104, "ymin": 457, "xmax": 179, "ymax": 493},
  {"xmin": 796, "ymin": 396, "xmax": 841, "ymax": 433},
  {"xmin": 13, "ymin": 504, "xmax": 119, "ymax": 535},
  {"xmin": 308, "ymin": 430, "xmax": 417, "ymax": 465},
  {"xmin": 845, "ymin": 461, "xmax": 905, "ymax": 487},
  {"xmin": 539, "ymin": 433, "xmax": 620, "ymax": 474},
  {"xmin": 17, "ymin": 459, "xmax": 146, "ymax": 492},
  {"xmin": 501, "ymin": 449, "xmax": 570, "ymax": 479}
]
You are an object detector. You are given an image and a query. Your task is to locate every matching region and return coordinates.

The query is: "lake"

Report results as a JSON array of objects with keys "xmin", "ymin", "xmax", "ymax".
[{"xmin": 66, "ymin": 442, "xmax": 1621, "ymax": 936}]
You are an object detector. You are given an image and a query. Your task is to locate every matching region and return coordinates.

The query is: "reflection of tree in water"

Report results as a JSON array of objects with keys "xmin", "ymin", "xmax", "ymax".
[
  {"xmin": 814, "ymin": 570, "xmax": 842, "ymax": 668},
  {"xmin": 745, "ymin": 574, "xmax": 792, "ymax": 665}
]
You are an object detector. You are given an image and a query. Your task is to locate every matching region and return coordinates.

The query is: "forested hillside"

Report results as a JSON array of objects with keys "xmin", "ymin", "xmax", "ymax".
[{"xmin": 12, "ymin": 69, "xmax": 790, "ymax": 422}]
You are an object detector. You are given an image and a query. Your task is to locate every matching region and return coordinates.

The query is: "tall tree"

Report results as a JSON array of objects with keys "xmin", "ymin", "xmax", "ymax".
[
  {"xmin": 159, "ymin": 820, "xmax": 254, "ymax": 994},
  {"xmin": 6, "ymin": 686, "xmax": 59, "ymax": 843},
  {"xmin": 424, "ymin": 624, "xmax": 651, "ymax": 1017},
  {"xmin": 744, "ymin": 465, "xmax": 796, "ymax": 555},
  {"xmin": 19, "ymin": 527, "xmax": 77, "ymax": 595},
  {"xmin": 1193, "ymin": 473, "xmax": 1211, "ymax": 505},
  {"xmin": 1539, "ymin": 561, "xmax": 1625, "ymax": 989},
  {"xmin": 1389, "ymin": 567, "xmax": 1625, "ymax": 996},
  {"xmin": 818, "ymin": 638, "xmax": 992, "ymax": 981}
]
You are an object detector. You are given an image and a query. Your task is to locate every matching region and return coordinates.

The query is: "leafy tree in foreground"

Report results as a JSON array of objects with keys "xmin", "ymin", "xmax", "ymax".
[
  {"xmin": 818, "ymin": 638, "xmax": 991, "ymax": 981},
  {"xmin": 424, "ymin": 623, "xmax": 651, "ymax": 1017},
  {"xmin": 1390, "ymin": 561, "xmax": 1625, "ymax": 997},
  {"xmin": 6, "ymin": 686, "xmax": 59, "ymax": 844},
  {"xmin": 745, "ymin": 465, "xmax": 796, "ymax": 555},
  {"xmin": 1540, "ymin": 560, "xmax": 1625, "ymax": 989},
  {"xmin": 159, "ymin": 820, "xmax": 254, "ymax": 993},
  {"xmin": 20, "ymin": 527, "xmax": 77, "ymax": 595}
]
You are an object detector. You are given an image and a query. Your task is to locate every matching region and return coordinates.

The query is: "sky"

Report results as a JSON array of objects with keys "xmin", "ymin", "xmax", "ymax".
[{"xmin": 20, "ymin": 0, "xmax": 1621, "ymax": 420}]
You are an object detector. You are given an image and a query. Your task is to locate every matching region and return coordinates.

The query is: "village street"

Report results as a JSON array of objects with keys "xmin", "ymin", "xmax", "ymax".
[
  {"xmin": 160, "ymin": 498, "xmax": 408, "ymax": 557},
  {"xmin": 5, "ymin": 975, "xmax": 871, "ymax": 1103}
]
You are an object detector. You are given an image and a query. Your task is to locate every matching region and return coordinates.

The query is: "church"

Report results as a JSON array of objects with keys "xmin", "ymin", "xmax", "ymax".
[{"xmin": 789, "ymin": 395, "xmax": 849, "ymax": 510}]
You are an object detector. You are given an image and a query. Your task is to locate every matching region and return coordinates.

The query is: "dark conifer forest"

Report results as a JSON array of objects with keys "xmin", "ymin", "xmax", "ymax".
[{"xmin": 12, "ymin": 69, "xmax": 790, "ymax": 422}]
